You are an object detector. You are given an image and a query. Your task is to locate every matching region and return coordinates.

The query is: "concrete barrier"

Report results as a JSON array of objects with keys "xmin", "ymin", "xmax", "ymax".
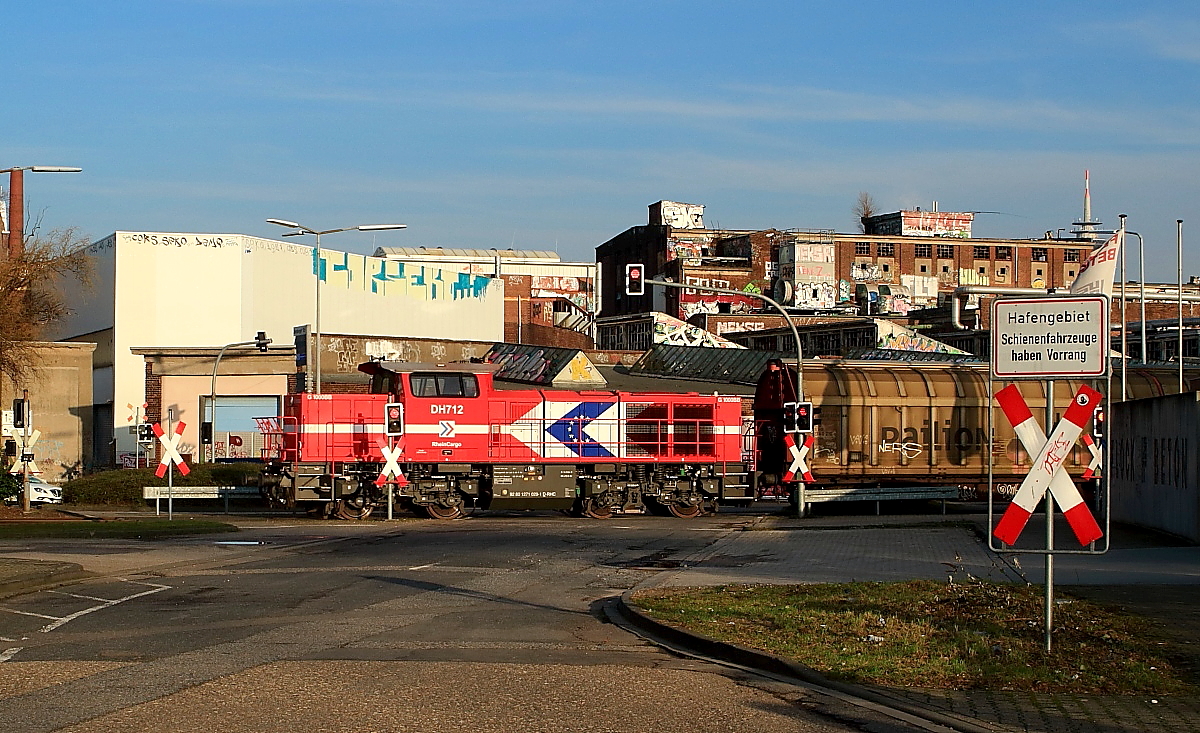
[{"xmin": 1110, "ymin": 392, "xmax": 1200, "ymax": 542}]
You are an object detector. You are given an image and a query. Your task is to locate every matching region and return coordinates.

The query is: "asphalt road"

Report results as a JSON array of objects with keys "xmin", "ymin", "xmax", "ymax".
[{"xmin": 0, "ymin": 511, "xmax": 895, "ymax": 733}]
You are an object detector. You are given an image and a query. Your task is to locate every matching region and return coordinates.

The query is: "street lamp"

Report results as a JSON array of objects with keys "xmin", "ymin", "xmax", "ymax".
[
  {"xmin": 206, "ymin": 331, "xmax": 271, "ymax": 462},
  {"xmin": 2, "ymin": 166, "xmax": 83, "ymax": 259},
  {"xmin": 265, "ymin": 219, "xmax": 406, "ymax": 393}
]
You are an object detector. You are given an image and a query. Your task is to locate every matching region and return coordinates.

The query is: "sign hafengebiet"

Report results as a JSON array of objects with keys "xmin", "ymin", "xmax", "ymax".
[{"xmin": 991, "ymin": 296, "xmax": 1109, "ymax": 379}]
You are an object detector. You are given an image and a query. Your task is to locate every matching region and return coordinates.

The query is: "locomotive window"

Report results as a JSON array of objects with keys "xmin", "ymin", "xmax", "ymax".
[
  {"xmin": 410, "ymin": 375, "xmax": 438, "ymax": 397},
  {"xmin": 410, "ymin": 372, "xmax": 479, "ymax": 398},
  {"xmin": 370, "ymin": 372, "xmax": 402, "ymax": 396}
]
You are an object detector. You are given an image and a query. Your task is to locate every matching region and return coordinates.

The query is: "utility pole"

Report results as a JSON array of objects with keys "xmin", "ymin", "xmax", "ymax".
[{"xmin": 20, "ymin": 390, "xmax": 31, "ymax": 513}]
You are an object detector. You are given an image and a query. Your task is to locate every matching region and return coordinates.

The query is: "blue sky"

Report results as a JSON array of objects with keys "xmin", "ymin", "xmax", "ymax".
[{"xmin": 5, "ymin": 1, "xmax": 1198, "ymax": 279}]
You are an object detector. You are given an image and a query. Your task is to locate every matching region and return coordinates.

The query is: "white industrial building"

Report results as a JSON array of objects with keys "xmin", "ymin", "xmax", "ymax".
[
  {"xmin": 374, "ymin": 247, "xmax": 598, "ymax": 343},
  {"xmin": 52, "ymin": 231, "xmax": 504, "ymax": 464}
]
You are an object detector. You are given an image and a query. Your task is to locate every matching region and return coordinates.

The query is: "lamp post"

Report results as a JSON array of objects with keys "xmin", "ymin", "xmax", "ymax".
[
  {"xmin": 2, "ymin": 166, "xmax": 83, "ymax": 259},
  {"xmin": 207, "ymin": 332, "xmax": 271, "ymax": 462},
  {"xmin": 1118, "ymin": 215, "xmax": 1127, "ymax": 399},
  {"xmin": 1179, "ymin": 220, "xmax": 1185, "ymax": 393},
  {"xmin": 266, "ymin": 219, "xmax": 406, "ymax": 393}
]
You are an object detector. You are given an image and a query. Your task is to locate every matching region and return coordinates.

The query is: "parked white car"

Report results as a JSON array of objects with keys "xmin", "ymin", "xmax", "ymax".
[{"xmin": 3, "ymin": 477, "xmax": 63, "ymax": 505}]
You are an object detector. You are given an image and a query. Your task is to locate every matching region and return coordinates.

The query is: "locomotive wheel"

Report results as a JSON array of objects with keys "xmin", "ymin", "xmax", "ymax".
[
  {"xmin": 333, "ymin": 497, "xmax": 374, "ymax": 520},
  {"xmin": 423, "ymin": 502, "xmax": 465, "ymax": 520},
  {"xmin": 581, "ymin": 497, "xmax": 614, "ymax": 519},
  {"xmin": 666, "ymin": 502, "xmax": 702, "ymax": 519}
]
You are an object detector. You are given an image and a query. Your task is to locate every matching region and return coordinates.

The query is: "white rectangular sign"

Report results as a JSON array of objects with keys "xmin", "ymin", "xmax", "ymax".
[{"xmin": 991, "ymin": 296, "xmax": 1108, "ymax": 378}]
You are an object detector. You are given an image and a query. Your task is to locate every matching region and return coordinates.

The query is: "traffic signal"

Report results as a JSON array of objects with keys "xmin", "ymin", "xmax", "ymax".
[
  {"xmin": 782, "ymin": 401, "xmax": 814, "ymax": 433},
  {"xmin": 385, "ymin": 402, "xmax": 404, "ymax": 437},
  {"xmin": 200, "ymin": 421, "xmax": 214, "ymax": 445},
  {"xmin": 137, "ymin": 424, "xmax": 155, "ymax": 443},
  {"xmin": 625, "ymin": 263, "xmax": 645, "ymax": 296},
  {"xmin": 11, "ymin": 398, "xmax": 29, "ymax": 429}
]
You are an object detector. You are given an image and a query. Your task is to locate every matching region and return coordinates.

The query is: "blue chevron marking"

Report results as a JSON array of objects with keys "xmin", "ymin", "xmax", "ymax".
[{"xmin": 546, "ymin": 402, "xmax": 615, "ymax": 458}]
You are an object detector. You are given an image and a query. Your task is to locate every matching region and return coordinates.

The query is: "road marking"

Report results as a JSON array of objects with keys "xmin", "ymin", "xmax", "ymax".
[
  {"xmin": 46, "ymin": 591, "xmax": 115, "ymax": 603},
  {"xmin": 39, "ymin": 581, "xmax": 172, "ymax": 634},
  {"xmin": 0, "ymin": 579, "xmax": 174, "ymax": 662},
  {"xmin": 408, "ymin": 563, "xmax": 436, "ymax": 570},
  {"xmin": 0, "ymin": 608, "xmax": 60, "ymax": 620}
]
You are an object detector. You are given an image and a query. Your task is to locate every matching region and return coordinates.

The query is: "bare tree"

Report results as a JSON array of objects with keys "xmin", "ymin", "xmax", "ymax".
[
  {"xmin": 0, "ymin": 228, "xmax": 92, "ymax": 384},
  {"xmin": 853, "ymin": 192, "xmax": 878, "ymax": 233}
]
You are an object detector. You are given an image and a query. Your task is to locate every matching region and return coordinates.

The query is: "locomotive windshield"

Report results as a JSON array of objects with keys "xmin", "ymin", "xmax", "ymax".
[{"xmin": 409, "ymin": 372, "xmax": 479, "ymax": 398}]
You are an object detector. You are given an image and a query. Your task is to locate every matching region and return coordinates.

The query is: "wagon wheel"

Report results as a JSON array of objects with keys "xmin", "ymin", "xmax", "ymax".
[
  {"xmin": 423, "ymin": 502, "xmax": 465, "ymax": 520},
  {"xmin": 667, "ymin": 502, "xmax": 702, "ymax": 519},
  {"xmin": 333, "ymin": 496, "xmax": 374, "ymax": 520},
  {"xmin": 581, "ymin": 497, "xmax": 614, "ymax": 519}
]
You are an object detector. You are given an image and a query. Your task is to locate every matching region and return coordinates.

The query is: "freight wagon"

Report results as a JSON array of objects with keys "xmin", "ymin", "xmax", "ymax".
[{"xmin": 753, "ymin": 358, "xmax": 1195, "ymax": 507}]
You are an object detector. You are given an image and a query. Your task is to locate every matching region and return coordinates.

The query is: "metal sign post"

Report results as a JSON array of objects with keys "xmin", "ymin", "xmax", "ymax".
[{"xmin": 989, "ymin": 295, "xmax": 1110, "ymax": 652}]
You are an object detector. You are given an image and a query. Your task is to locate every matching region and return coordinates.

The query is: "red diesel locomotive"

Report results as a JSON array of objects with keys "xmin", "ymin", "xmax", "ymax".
[{"xmin": 257, "ymin": 361, "xmax": 753, "ymax": 519}]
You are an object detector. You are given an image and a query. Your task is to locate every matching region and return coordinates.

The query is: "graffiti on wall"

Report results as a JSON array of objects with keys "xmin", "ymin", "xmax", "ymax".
[
  {"xmin": 958, "ymin": 268, "xmax": 990, "ymax": 287},
  {"xmin": 652, "ymin": 313, "xmax": 744, "ymax": 349},
  {"xmin": 792, "ymin": 280, "xmax": 838, "ymax": 310},
  {"xmin": 900, "ymin": 274, "xmax": 940, "ymax": 306},
  {"xmin": 365, "ymin": 258, "xmax": 494, "ymax": 301},
  {"xmin": 877, "ymin": 330, "xmax": 967, "ymax": 354},
  {"xmin": 850, "ymin": 262, "xmax": 885, "ymax": 281},
  {"xmin": 320, "ymin": 337, "xmax": 491, "ymax": 372},
  {"xmin": 530, "ymin": 275, "xmax": 593, "ymax": 312},
  {"xmin": 715, "ymin": 321, "xmax": 767, "ymax": 335}
]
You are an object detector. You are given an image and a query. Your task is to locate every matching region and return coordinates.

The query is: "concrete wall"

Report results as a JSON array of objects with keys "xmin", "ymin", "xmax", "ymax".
[
  {"xmin": 1110, "ymin": 392, "xmax": 1200, "ymax": 542},
  {"xmin": 1, "ymin": 342, "xmax": 95, "ymax": 481}
]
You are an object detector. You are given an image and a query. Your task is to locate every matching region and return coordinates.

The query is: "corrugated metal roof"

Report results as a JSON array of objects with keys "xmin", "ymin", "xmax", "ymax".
[{"xmin": 627, "ymin": 344, "xmax": 793, "ymax": 385}]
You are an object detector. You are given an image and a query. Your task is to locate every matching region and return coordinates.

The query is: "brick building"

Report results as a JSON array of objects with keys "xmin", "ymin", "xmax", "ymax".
[{"xmin": 596, "ymin": 201, "xmax": 1104, "ymax": 351}]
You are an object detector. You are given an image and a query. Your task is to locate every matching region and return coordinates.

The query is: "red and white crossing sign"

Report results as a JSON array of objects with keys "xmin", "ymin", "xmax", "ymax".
[
  {"xmin": 7, "ymin": 429, "xmax": 41, "ymax": 475},
  {"xmin": 782, "ymin": 433, "xmax": 814, "ymax": 483},
  {"xmin": 1081, "ymin": 433, "xmax": 1102, "ymax": 479},
  {"xmin": 153, "ymin": 422, "xmax": 191, "ymax": 478},
  {"xmin": 374, "ymin": 441, "xmax": 408, "ymax": 488},
  {"xmin": 994, "ymin": 384, "xmax": 1103, "ymax": 546}
]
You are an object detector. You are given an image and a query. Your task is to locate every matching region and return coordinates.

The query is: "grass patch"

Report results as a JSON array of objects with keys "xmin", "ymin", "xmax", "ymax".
[
  {"xmin": 0, "ymin": 519, "xmax": 239, "ymax": 540},
  {"xmin": 632, "ymin": 580, "xmax": 1194, "ymax": 695}
]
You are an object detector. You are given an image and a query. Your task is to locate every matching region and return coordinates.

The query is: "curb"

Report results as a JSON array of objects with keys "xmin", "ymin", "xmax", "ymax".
[
  {"xmin": 612, "ymin": 589, "xmax": 1003, "ymax": 733},
  {"xmin": 0, "ymin": 559, "xmax": 92, "ymax": 600}
]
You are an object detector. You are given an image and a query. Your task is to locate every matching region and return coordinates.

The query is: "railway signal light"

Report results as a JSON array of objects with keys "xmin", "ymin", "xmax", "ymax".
[
  {"xmin": 625, "ymin": 263, "xmax": 645, "ymax": 296},
  {"xmin": 782, "ymin": 401, "xmax": 814, "ymax": 433},
  {"xmin": 254, "ymin": 330, "xmax": 272, "ymax": 352},
  {"xmin": 200, "ymin": 421, "xmax": 214, "ymax": 445},
  {"xmin": 11, "ymin": 398, "xmax": 29, "ymax": 429},
  {"xmin": 385, "ymin": 402, "xmax": 404, "ymax": 437}
]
